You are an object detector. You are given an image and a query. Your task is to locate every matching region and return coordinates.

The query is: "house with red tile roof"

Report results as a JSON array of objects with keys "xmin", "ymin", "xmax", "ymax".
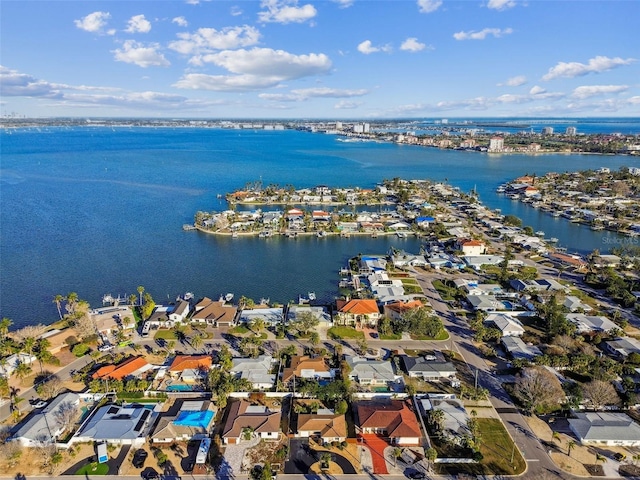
[
  {"xmin": 169, "ymin": 355, "xmax": 212, "ymax": 375},
  {"xmin": 354, "ymin": 399, "xmax": 422, "ymax": 445},
  {"xmin": 92, "ymin": 356, "xmax": 152, "ymax": 381},
  {"xmin": 457, "ymin": 239, "xmax": 486, "ymax": 256},
  {"xmin": 383, "ymin": 300, "xmax": 424, "ymax": 322},
  {"xmin": 335, "ymin": 299, "xmax": 380, "ymax": 328}
]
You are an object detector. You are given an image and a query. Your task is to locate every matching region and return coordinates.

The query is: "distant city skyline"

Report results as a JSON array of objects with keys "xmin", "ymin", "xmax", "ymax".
[{"xmin": 1, "ymin": 0, "xmax": 638, "ymax": 118}]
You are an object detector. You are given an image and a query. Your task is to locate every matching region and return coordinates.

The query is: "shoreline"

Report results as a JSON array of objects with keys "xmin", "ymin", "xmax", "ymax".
[{"xmin": 193, "ymin": 224, "xmax": 416, "ymax": 238}]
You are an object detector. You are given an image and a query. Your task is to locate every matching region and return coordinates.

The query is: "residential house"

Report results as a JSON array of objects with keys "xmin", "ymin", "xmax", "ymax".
[
  {"xmin": 485, "ymin": 313, "xmax": 525, "ymax": 337},
  {"xmin": 222, "ymin": 400, "xmax": 281, "ymax": 444},
  {"xmin": 9, "ymin": 392, "xmax": 80, "ymax": 447},
  {"xmin": 238, "ymin": 307, "xmax": 284, "ymax": 327},
  {"xmin": 569, "ymin": 412, "xmax": 640, "ymax": 446},
  {"xmin": 354, "ymin": 399, "xmax": 421, "ymax": 445},
  {"xmin": 297, "ymin": 410, "xmax": 347, "ymax": 444},
  {"xmin": 383, "ymin": 300, "xmax": 424, "ymax": 322},
  {"xmin": 563, "ymin": 296, "xmax": 592, "ymax": 313},
  {"xmin": 335, "ymin": 299, "xmax": 381, "ymax": 328},
  {"xmin": 420, "ymin": 397, "xmax": 470, "ymax": 445},
  {"xmin": 389, "ymin": 250, "xmax": 428, "ymax": 268},
  {"xmin": 0, "ymin": 353, "xmax": 37, "ymax": 377},
  {"xmin": 509, "ymin": 278, "xmax": 568, "ymax": 293},
  {"xmin": 466, "ymin": 295, "xmax": 502, "ymax": 312},
  {"xmin": 230, "ymin": 355, "xmax": 276, "ymax": 390},
  {"xmin": 169, "ymin": 299, "xmax": 191, "ymax": 323},
  {"xmin": 282, "ymin": 355, "xmax": 334, "ymax": 385},
  {"xmin": 192, "ymin": 298, "xmax": 237, "ymax": 327},
  {"xmin": 358, "ymin": 256, "xmax": 387, "ymax": 274},
  {"xmin": 38, "ymin": 327, "xmax": 80, "ymax": 354},
  {"xmin": 400, "ymin": 355, "xmax": 457, "ymax": 381},
  {"xmin": 457, "ymin": 239, "xmax": 486, "ymax": 256},
  {"xmin": 462, "ymin": 255, "xmax": 505, "ymax": 271},
  {"xmin": 567, "ymin": 314, "xmax": 617, "ymax": 334},
  {"xmin": 603, "ymin": 337, "xmax": 640, "ymax": 360},
  {"xmin": 345, "ymin": 356, "xmax": 400, "ymax": 387},
  {"xmin": 73, "ymin": 403, "xmax": 153, "ymax": 446},
  {"xmin": 150, "ymin": 399, "xmax": 216, "ymax": 443},
  {"xmin": 168, "ymin": 355, "xmax": 213, "ymax": 383},
  {"xmin": 501, "ymin": 336, "xmax": 542, "ymax": 361},
  {"xmin": 92, "ymin": 356, "xmax": 152, "ymax": 381},
  {"xmin": 288, "ymin": 305, "xmax": 332, "ymax": 327}
]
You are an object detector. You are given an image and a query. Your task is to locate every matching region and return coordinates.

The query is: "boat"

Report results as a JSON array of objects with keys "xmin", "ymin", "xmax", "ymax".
[
  {"xmin": 317, "ymin": 231, "xmax": 326, "ymax": 238},
  {"xmin": 496, "ymin": 185, "xmax": 506, "ymax": 193},
  {"xmin": 259, "ymin": 230, "xmax": 272, "ymax": 238},
  {"xmin": 535, "ymin": 231, "xmax": 545, "ymax": 237},
  {"xmin": 548, "ymin": 237, "xmax": 559, "ymax": 243},
  {"xmin": 591, "ymin": 224, "xmax": 604, "ymax": 231},
  {"xmin": 182, "ymin": 224, "xmax": 196, "ymax": 231},
  {"xmin": 182, "ymin": 292, "xmax": 194, "ymax": 301},
  {"xmin": 298, "ymin": 294, "xmax": 310, "ymax": 304},
  {"xmin": 232, "ymin": 231, "xmax": 238, "ymax": 238},
  {"xmin": 308, "ymin": 292, "xmax": 316, "ymax": 301},
  {"xmin": 396, "ymin": 232, "xmax": 407, "ymax": 238}
]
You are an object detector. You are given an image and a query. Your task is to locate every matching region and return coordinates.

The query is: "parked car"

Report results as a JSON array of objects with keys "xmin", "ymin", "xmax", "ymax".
[
  {"xmin": 31, "ymin": 399, "xmax": 47, "ymax": 409},
  {"xmin": 132, "ymin": 449, "xmax": 148, "ymax": 468},
  {"xmin": 98, "ymin": 343, "xmax": 114, "ymax": 352},
  {"xmin": 407, "ymin": 471, "xmax": 426, "ymax": 479}
]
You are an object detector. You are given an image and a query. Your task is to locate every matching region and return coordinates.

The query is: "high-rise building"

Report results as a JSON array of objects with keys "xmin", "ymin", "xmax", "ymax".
[{"xmin": 566, "ymin": 126, "xmax": 577, "ymax": 135}]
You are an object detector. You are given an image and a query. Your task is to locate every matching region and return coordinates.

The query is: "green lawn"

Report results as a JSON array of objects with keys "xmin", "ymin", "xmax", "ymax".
[
  {"xmin": 75, "ymin": 462, "xmax": 109, "ymax": 476},
  {"xmin": 153, "ymin": 329, "xmax": 176, "ymax": 340},
  {"xmin": 477, "ymin": 418, "xmax": 526, "ymax": 475},
  {"xmin": 327, "ymin": 326, "xmax": 365, "ymax": 340},
  {"xmin": 410, "ymin": 329, "xmax": 449, "ymax": 341},
  {"xmin": 228, "ymin": 325, "xmax": 250, "ymax": 334},
  {"xmin": 380, "ymin": 333, "xmax": 402, "ymax": 340}
]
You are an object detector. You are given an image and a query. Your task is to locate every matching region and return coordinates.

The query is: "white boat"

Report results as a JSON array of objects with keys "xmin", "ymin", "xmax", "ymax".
[
  {"xmin": 396, "ymin": 232, "xmax": 407, "ymax": 238},
  {"xmin": 535, "ymin": 231, "xmax": 545, "ymax": 237},
  {"xmin": 548, "ymin": 237, "xmax": 559, "ymax": 243},
  {"xmin": 308, "ymin": 292, "xmax": 316, "ymax": 301}
]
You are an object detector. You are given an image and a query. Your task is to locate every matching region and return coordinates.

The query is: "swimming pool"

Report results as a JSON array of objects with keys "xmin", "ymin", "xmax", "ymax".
[
  {"xmin": 174, "ymin": 410, "xmax": 214, "ymax": 429},
  {"xmin": 166, "ymin": 384, "xmax": 196, "ymax": 392},
  {"xmin": 502, "ymin": 301, "xmax": 515, "ymax": 310}
]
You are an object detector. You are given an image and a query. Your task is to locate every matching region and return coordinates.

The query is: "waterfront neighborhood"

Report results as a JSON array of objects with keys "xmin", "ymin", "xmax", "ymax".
[{"xmin": 1, "ymin": 176, "xmax": 640, "ymax": 479}]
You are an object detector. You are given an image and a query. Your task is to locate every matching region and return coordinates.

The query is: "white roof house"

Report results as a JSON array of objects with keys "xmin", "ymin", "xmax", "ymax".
[
  {"xmin": 73, "ymin": 404, "xmax": 153, "ymax": 446},
  {"xmin": 238, "ymin": 307, "xmax": 284, "ymax": 326},
  {"xmin": 485, "ymin": 313, "xmax": 525, "ymax": 337},
  {"xmin": 230, "ymin": 355, "xmax": 276, "ymax": 390},
  {"xmin": 563, "ymin": 296, "xmax": 592, "ymax": 313},
  {"xmin": 569, "ymin": 412, "xmax": 640, "ymax": 446},
  {"xmin": 287, "ymin": 305, "xmax": 332, "ymax": 326},
  {"xmin": 10, "ymin": 392, "xmax": 80, "ymax": 447},
  {"xmin": 345, "ymin": 356, "xmax": 400, "ymax": 386},
  {"xmin": 420, "ymin": 397, "xmax": 470, "ymax": 444},
  {"xmin": 566, "ymin": 314, "xmax": 617, "ymax": 334},
  {"xmin": 501, "ymin": 336, "xmax": 541, "ymax": 361}
]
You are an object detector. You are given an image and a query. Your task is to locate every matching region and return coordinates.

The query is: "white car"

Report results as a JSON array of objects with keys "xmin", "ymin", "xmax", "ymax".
[
  {"xmin": 32, "ymin": 400, "xmax": 47, "ymax": 409},
  {"xmin": 98, "ymin": 344, "xmax": 114, "ymax": 352}
]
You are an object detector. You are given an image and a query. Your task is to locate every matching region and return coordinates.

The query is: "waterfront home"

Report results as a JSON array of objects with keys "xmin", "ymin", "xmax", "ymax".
[
  {"xmin": 238, "ymin": 306, "xmax": 284, "ymax": 327},
  {"xmin": 296, "ymin": 410, "xmax": 347, "ymax": 444},
  {"xmin": 419, "ymin": 396, "xmax": 470, "ymax": 445},
  {"xmin": 192, "ymin": 298, "xmax": 238, "ymax": 327},
  {"xmin": 603, "ymin": 337, "xmax": 640, "ymax": 360},
  {"xmin": 334, "ymin": 298, "xmax": 381, "ymax": 328},
  {"xmin": 92, "ymin": 356, "xmax": 152, "ymax": 381},
  {"xmin": 367, "ymin": 271, "xmax": 405, "ymax": 302},
  {"xmin": 222, "ymin": 400, "xmax": 281, "ymax": 444},
  {"xmin": 569, "ymin": 412, "xmax": 640, "ymax": 447},
  {"xmin": 546, "ymin": 252, "xmax": 587, "ymax": 271},
  {"xmin": 501, "ymin": 336, "xmax": 541, "ymax": 361},
  {"xmin": 150, "ymin": 398, "xmax": 216, "ymax": 443},
  {"xmin": 428, "ymin": 252, "xmax": 464, "ymax": 270},
  {"xmin": 73, "ymin": 403, "xmax": 152, "ymax": 447},
  {"xmin": 484, "ymin": 313, "xmax": 525, "ymax": 337},
  {"xmin": 168, "ymin": 299, "xmax": 191, "ymax": 323},
  {"xmin": 415, "ymin": 216, "xmax": 435, "ymax": 229},
  {"xmin": 566, "ymin": 314, "xmax": 617, "ymax": 334},
  {"xmin": 509, "ymin": 278, "xmax": 568, "ymax": 294},
  {"xmin": 344, "ymin": 356, "xmax": 401, "ymax": 387},
  {"xmin": 389, "ymin": 250, "xmax": 428, "ymax": 268},
  {"xmin": 462, "ymin": 255, "xmax": 505, "ymax": 271},
  {"xmin": 399, "ymin": 354, "xmax": 457, "ymax": 381},
  {"xmin": 9, "ymin": 392, "xmax": 80, "ymax": 447},
  {"xmin": 287, "ymin": 305, "xmax": 332, "ymax": 327},
  {"xmin": 91, "ymin": 306, "xmax": 133, "ymax": 335},
  {"xmin": 383, "ymin": 300, "xmax": 424, "ymax": 322},
  {"xmin": 0, "ymin": 353, "xmax": 37, "ymax": 376},
  {"xmin": 230, "ymin": 355, "xmax": 276, "ymax": 390},
  {"xmin": 281, "ymin": 355, "xmax": 335, "ymax": 385},
  {"xmin": 39, "ymin": 327, "xmax": 80, "ymax": 354},
  {"xmin": 353, "ymin": 399, "xmax": 421, "ymax": 445},
  {"xmin": 358, "ymin": 255, "xmax": 387, "ymax": 274}
]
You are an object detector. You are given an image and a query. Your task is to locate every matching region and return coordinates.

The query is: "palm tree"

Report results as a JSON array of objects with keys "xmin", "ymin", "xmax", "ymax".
[
  {"xmin": 0, "ymin": 317, "xmax": 13, "ymax": 337},
  {"xmin": 128, "ymin": 294, "xmax": 137, "ymax": 307},
  {"xmin": 53, "ymin": 295, "xmax": 64, "ymax": 320},
  {"xmin": 595, "ymin": 453, "xmax": 607, "ymax": 465},
  {"xmin": 21, "ymin": 337, "xmax": 36, "ymax": 362},
  {"xmin": 191, "ymin": 334, "xmax": 204, "ymax": 352},
  {"xmin": 393, "ymin": 447, "xmax": 403, "ymax": 467},
  {"xmin": 137, "ymin": 286, "xmax": 145, "ymax": 306},
  {"xmin": 309, "ymin": 331, "xmax": 320, "ymax": 347},
  {"xmin": 13, "ymin": 361, "xmax": 32, "ymax": 385},
  {"xmin": 65, "ymin": 292, "xmax": 79, "ymax": 315},
  {"xmin": 425, "ymin": 447, "xmax": 437, "ymax": 472},
  {"xmin": 552, "ymin": 430, "xmax": 561, "ymax": 445},
  {"xmin": 567, "ymin": 440, "xmax": 576, "ymax": 458}
]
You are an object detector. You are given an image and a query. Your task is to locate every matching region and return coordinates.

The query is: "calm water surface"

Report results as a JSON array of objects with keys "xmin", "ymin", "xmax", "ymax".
[{"xmin": 1, "ymin": 126, "xmax": 638, "ymax": 328}]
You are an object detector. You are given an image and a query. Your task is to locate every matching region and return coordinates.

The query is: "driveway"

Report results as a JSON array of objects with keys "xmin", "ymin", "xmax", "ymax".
[{"xmin": 285, "ymin": 438, "xmax": 315, "ymax": 474}]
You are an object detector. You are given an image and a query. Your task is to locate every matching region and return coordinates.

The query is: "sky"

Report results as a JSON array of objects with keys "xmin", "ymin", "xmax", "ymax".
[{"xmin": 1, "ymin": 0, "xmax": 639, "ymax": 119}]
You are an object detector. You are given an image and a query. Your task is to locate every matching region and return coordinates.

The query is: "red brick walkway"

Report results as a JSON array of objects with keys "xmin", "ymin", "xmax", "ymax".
[{"xmin": 360, "ymin": 434, "xmax": 389, "ymax": 474}]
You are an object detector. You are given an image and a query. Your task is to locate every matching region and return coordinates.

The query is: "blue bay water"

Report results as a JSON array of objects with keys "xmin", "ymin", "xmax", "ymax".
[{"xmin": 1, "ymin": 125, "xmax": 639, "ymax": 329}]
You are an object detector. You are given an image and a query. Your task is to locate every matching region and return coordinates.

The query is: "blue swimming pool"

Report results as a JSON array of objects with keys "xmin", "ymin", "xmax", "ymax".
[
  {"xmin": 502, "ymin": 301, "xmax": 515, "ymax": 310},
  {"xmin": 166, "ymin": 384, "xmax": 196, "ymax": 392},
  {"xmin": 174, "ymin": 410, "xmax": 214, "ymax": 429}
]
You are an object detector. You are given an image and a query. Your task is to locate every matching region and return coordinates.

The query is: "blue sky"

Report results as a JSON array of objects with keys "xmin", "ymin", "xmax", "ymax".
[{"xmin": 1, "ymin": 0, "xmax": 638, "ymax": 118}]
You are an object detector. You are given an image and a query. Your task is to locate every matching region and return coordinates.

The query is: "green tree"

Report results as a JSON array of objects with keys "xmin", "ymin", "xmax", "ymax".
[
  {"xmin": 137, "ymin": 286, "xmax": 145, "ymax": 306},
  {"xmin": 141, "ymin": 292, "xmax": 156, "ymax": 319},
  {"xmin": 426, "ymin": 447, "xmax": 437, "ymax": 472},
  {"xmin": 567, "ymin": 440, "xmax": 576, "ymax": 458},
  {"xmin": 191, "ymin": 333, "xmax": 204, "ymax": 352},
  {"xmin": 53, "ymin": 295, "xmax": 64, "ymax": 320},
  {"xmin": 13, "ymin": 361, "xmax": 33, "ymax": 384}
]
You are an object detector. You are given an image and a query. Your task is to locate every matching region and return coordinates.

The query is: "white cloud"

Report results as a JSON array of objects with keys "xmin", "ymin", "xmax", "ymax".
[
  {"xmin": 230, "ymin": 6, "xmax": 243, "ymax": 16},
  {"xmin": 487, "ymin": 0, "xmax": 516, "ymax": 11},
  {"xmin": 629, "ymin": 96, "xmax": 640, "ymax": 105},
  {"xmin": 125, "ymin": 14, "xmax": 151, "ymax": 33},
  {"xmin": 172, "ymin": 16, "xmax": 188, "ymax": 27},
  {"xmin": 496, "ymin": 93, "xmax": 531, "ymax": 104},
  {"xmin": 259, "ymin": 93, "xmax": 300, "ymax": 102},
  {"xmin": 417, "ymin": 0, "xmax": 442, "ymax": 13},
  {"xmin": 174, "ymin": 47, "xmax": 332, "ymax": 91},
  {"xmin": 542, "ymin": 56, "xmax": 637, "ymax": 81},
  {"xmin": 258, "ymin": 0, "xmax": 317, "ymax": 24},
  {"xmin": 74, "ymin": 11, "xmax": 115, "ymax": 35},
  {"xmin": 0, "ymin": 66, "xmax": 59, "ymax": 97},
  {"xmin": 169, "ymin": 26, "xmax": 261, "ymax": 55},
  {"xmin": 453, "ymin": 27, "xmax": 513, "ymax": 40},
  {"xmin": 333, "ymin": 0, "xmax": 355, "ymax": 8},
  {"xmin": 529, "ymin": 85, "xmax": 546, "ymax": 95},
  {"xmin": 112, "ymin": 41, "xmax": 170, "ymax": 68},
  {"xmin": 291, "ymin": 87, "xmax": 368, "ymax": 98},
  {"xmin": 400, "ymin": 38, "xmax": 428, "ymax": 52},
  {"xmin": 357, "ymin": 40, "xmax": 392, "ymax": 55},
  {"xmin": 571, "ymin": 84, "xmax": 629, "ymax": 99},
  {"xmin": 335, "ymin": 100, "xmax": 362, "ymax": 109},
  {"xmin": 500, "ymin": 75, "xmax": 526, "ymax": 87}
]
